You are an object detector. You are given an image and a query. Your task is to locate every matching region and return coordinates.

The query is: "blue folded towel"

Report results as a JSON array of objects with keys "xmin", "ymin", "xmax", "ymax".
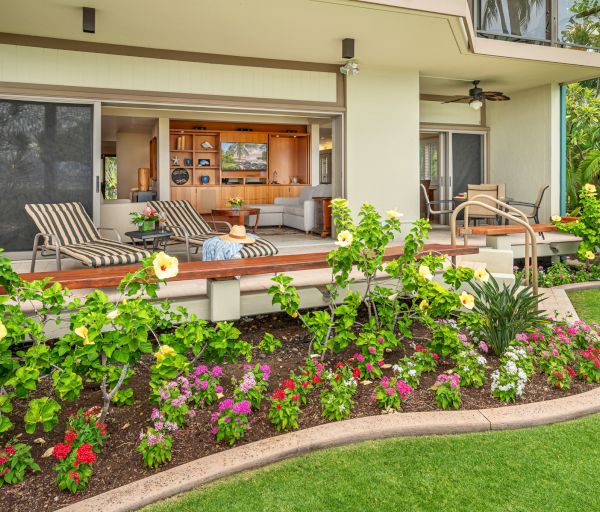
[{"xmin": 202, "ymin": 234, "xmax": 259, "ymax": 261}]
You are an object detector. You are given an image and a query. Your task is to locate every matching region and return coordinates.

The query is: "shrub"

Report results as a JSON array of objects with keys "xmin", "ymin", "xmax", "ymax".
[
  {"xmin": 371, "ymin": 376, "xmax": 412, "ymax": 410},
  {"xmin": 189, "ymin": 365, "xmax": 223, "ymax": 408},
  {"xmin": 452, "ymin": 349, "xmax": 487, "ymax": 388},
  {"xmin": 210, "ymin": 399, "xmax": 251, "ymax": 445},
  {"xmin": 269, "ymin": 381, "xmax": 301, "ymax": 431},
  {"xmin": 137, "ymin": 428, "xmax": 173, "ymax": 469},
  {"xmin": 320, "ymin": 365, "xmax": 358, "ymax": 421},
  {"xmin": 470, "ymin": 275, "xmax": 547, "ymax": 355},
  {"xmin": 490, "ymin": 347, "xmax": 531, "ymax": 402},
  {"xmin": 432, "ymin": 373, "xmax": 461, "ymax": 410},
  {"xmin": 0, "ymin": 440, "xmax": 39, "ymax": 488},
  {"xmin": 234, "ymin": 364, "xmax": 271, "ymax": 410}
]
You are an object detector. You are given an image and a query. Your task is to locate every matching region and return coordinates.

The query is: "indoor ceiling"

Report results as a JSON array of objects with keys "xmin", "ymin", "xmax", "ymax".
[
  {"xmin": 0, "ymin": 0, "xmax": 598, "ymax": 96},
  {"xmin": 101, "ymin": 115, "xmax": 156, "ymax": 141}
]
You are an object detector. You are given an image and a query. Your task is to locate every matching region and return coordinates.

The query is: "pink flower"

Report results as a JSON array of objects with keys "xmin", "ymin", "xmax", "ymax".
[
  {"xmin": 377, "ymin": 360, "xmax": 385, "ymax": 367},
  {"xmin": 355, "ymin": 354, "xmax": 364, "ymax": 363},
  {"xmin": 396, "ymin": 380, "xmax": 413, "ymax": 398},
  {"xmin": 478, "ymin": 341, "xmax": 488, "ymax": 353},
  {"xmin": 377, "ymin": 337, "xmax": 384, "ymax": 343},
  {"xmin": 368, "ymin": 347, "xmax": 376, "ymax": 355},
  {"xmin": 386, "ymin": 387, "xmax": 395, "ymax": 396},
  {"xmin": 450, "ymin": 373, "xmax": 460, "ymax": 389},
  {"xmin": 365, "ymin": 363, "xmax": 374, "ymax": 372}
]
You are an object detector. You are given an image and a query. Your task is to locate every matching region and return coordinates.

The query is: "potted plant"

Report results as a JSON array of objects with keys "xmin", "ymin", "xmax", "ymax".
[
  {"xmin": 130, "ymin": 207, "xmax": 159, "ymax": 232},
  {"xmin": 227, "ymin": 197, "xmax": 244, "ymax": 210}
]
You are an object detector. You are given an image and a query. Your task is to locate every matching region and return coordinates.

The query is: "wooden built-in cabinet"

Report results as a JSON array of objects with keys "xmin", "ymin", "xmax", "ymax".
[{"xmin": 169, "ymin": 121, "xmax": 310, "ymax": 214}]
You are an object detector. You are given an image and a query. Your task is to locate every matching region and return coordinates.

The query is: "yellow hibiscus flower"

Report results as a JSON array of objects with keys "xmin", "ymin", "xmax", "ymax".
[
  {"xmin": 474, "ymin": 268, "xmax": 489, "ymax": 283},
  {"xmin": 584, "ymin": 183, "xmax": 597, "ymax": 195},
  {"xmin": 153, "ymin": 252, "xmax": 179, "ymax": 280},
  {"xmin": 335, "ymin": 230, "xmax": 353, "ymax": 248},
  {"xmin": 0, "ymin": 321, "xmax": 6, "ymax": 341},
  {"xmin": 585, "ymin": 251, "xmax": 595, "ymax": 260},
  {"xmin": 551, "ymin": 215, "xmax": 562, "ymax": 223},
  {"xmin": 154, "ymin": 344, "xmax": 176, "ymax": 363},
  {"xmin": 419, "ymin": 299, "xmax": 429, "ymax": 311},
  {"xmin": 459, "ymin": 291, "xmax": 475, "ymax": 310},
  {"xmin": 418, "ymin": 265, "xmax": 433, "ymax": 280},
  {"xmin": 74, "ymin": 326, "xmax": 94, "ymax": 345}
]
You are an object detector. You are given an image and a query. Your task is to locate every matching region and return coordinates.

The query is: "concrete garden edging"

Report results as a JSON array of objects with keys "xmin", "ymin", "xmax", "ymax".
[{"xmin": 60, "ymin": 387, "xmax": 600, "ymax": 512}]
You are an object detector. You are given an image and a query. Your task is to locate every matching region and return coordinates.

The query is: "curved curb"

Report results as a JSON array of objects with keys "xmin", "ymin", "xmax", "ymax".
[{"xmin": 59, "ymin": 387, "xmax": 600, "ymax": 512}]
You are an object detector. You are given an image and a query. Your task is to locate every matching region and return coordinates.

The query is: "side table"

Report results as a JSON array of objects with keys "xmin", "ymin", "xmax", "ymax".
[{"xmin": 125, "ymin": 229, "xmax": 172, "ymax": 251}]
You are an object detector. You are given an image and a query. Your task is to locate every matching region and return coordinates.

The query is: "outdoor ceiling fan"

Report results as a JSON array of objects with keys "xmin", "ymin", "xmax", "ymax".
[{"xmin": 443, "ymin": 80, "xmax": 510, "ymax": 110}]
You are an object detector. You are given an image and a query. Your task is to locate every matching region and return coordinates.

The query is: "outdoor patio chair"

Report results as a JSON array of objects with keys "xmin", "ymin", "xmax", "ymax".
[
  {"xmin": 148, "ymin": 200, "xmax": 278, "ymax": 262},
  {"xmin": 466, "ymin": 184, "xmax": 499, "ymax": 225},
  {"xmin": 506, "ymin": 185, "xmax": 550, "ymax": 238},
  {"xmin": 25, "ymin": 202, "xmax": 150, "ymax": 272},
  {"xmin": 420, "ymin": 184, "xmax": 454, "ymax": 222}
]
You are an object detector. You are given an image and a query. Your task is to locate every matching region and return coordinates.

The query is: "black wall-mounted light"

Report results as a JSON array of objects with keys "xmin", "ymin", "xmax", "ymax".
[
  {"xmin": 83, "ymin": 7, "xmax": 95, "ymax": 34},
  {"xmin": 342, "ymin": 38, "xmax": 355, "ymax": 59}
]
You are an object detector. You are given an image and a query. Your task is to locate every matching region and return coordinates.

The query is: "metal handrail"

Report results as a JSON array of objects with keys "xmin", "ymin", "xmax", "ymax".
[{"xmin": 450, "ymin": 198, "xmax": 538, "ymax": 295}]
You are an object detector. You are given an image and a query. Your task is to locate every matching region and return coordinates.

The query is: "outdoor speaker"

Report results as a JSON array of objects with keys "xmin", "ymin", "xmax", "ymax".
[{"xmin": 83, "ymin": 7, "xmax": 95, "ymax": 34}]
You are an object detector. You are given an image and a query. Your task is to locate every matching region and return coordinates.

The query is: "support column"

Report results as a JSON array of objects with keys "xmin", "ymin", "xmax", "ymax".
[{"xmin": 208, "ymin": 278, "xmax": 241, "ymax": 321}]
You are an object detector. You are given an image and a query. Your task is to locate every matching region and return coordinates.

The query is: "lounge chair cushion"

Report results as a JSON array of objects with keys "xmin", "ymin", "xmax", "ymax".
[
  {"xmin": 148, "ymin": 200, "xmax": 212, "ymax": 237},
  {"xmin": 58, "ymin": 238, "xmax": 150, "ymax": 268},
  {"xmin": 25, "ymin": 202, "xmax": 100, "ymax": 246},
  {"xmin": 173, "ymin": 233, "xmax": 278, "ymax": 258}
]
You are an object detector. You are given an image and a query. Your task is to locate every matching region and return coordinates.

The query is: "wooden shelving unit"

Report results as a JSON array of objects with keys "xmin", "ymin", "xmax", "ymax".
[{"xmin": 169, "ymin": 122, "xmax": 310, "ymax": 213}]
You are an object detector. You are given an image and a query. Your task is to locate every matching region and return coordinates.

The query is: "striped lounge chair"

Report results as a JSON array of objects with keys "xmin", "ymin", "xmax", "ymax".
[
  {"xmin": 148, "ymin": 200, "xmax": 278, "ymax": 262},
  {"xmin": 25, "ymin": 202, "xmax": 150, "ymax": 271}
]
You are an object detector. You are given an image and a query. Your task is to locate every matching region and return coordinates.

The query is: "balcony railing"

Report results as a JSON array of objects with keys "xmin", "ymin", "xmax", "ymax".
[{"xmin": 470, "ymin": 0, "xmax": 600, "ymax": 52}]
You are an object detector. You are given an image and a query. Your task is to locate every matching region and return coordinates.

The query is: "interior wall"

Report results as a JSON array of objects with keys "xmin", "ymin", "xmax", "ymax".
[
  {"xmin": 486, "ymin": 84, "xmax": 560, "ymax": 221},
  {"xmin": 420, "ymin": 100, "xmax": 481, "ymax": 125},
  {"xmin": 115, "ymin": 132, "xmax": 150, "ymax": 199},
  {"xmin": 346, "ymin": 67, "xmax": 420, "ymax": 220}
]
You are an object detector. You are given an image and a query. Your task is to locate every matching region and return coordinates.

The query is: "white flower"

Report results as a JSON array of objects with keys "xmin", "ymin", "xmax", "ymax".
[
  {"xmin": 459, "ymin": 291, "xmax": 475, "ymax": 310},
  {"xmin": 418, "ymin": 265, "xmax": 433, "ymax": 280},
  {"xmin": 505, "ymin": 361, "xmax": 518, "ymax": 375},
  {"xmin": 335, "ymin": 230, "xmax": 353, "ymax": 248},
  {"xmin": 477, "ymin": 356, "xmax": 487, "ymax": 366},
  {"xmin": 153, "ymin": 252, "xmax": 179, "ymax": 280},
  {"xmin": 107, "ymin": 309, "xmax": 120, "ymax": 320},
  {"xmin": 408, "ymin": 369, "xmax": 417, "ymax": 377},
  {"xmin": 385, "ymin": 209, "xmax": 403, "ymax": 219},
  {"xmin": 474, "ymin": 268, "xmax": 489, "ymax": 283},
  {"xmin": 551, "ymin": 215, "xmax": 562, "ymax": 222}
]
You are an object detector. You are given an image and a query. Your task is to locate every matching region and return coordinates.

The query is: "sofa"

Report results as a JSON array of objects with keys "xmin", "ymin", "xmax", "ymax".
[{"xmin": 247, "ymin": 184, "xmax": 332, "ymax": 233}]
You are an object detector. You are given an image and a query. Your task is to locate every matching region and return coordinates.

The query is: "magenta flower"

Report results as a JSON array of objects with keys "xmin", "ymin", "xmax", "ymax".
[
  {"xmin": 211, "ymin": 366, "xmax": 223, "ymax": 378},
  {"xmin": 368, "ymin": 346, "xmax": 376, "ymax": 355},
  {"xmin": 219, "ymin": 399, "xmax": 234, "ymax": 411},
  {"xmin": 232, "ymin": 400, "xmax": 252, "ymax": 415},
  {"xmin": 365, "ymin": 363, "xmax": 374, "ymax": 372}
]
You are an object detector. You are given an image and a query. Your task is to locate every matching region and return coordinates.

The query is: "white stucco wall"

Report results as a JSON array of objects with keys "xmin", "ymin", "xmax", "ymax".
[
  {"xmin": 345, "ymin": 68, "xmax": 420, "ymax": 220},
  {"xmin": 420, "ymin": 100, "xmax": 481, "ymax": 125},
  {"xmin": 486, "ymin": 84, "xmax": 560, "ymax": 222},
  {"xmin": 115, "ymin": 132, "xmax": 151, "ymax": 199}
]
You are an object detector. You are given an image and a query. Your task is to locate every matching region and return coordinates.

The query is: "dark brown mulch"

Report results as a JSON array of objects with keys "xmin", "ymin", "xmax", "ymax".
[{"xmin": 2, "ymin": 311, "xmax": 597, "ymax": 512}]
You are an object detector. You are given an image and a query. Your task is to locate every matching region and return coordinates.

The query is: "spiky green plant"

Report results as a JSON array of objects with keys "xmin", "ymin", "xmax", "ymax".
[{"xmin": 469, "ymin": 275, "xmax": 547, "ymax": 355}]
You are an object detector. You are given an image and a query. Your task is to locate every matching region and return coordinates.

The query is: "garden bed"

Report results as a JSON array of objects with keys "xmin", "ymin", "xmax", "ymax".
[{"xmin": 3, "ymin": 310, "xmax": 599, "ymax": 512}]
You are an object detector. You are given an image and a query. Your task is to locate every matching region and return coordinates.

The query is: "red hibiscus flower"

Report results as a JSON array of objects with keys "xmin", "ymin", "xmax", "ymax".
[
  {"xmin": 283, "ymin": 379, "xmax": 295, "ymax": 391},
  {"xmin": 4, "ymin": 445, "xmax": 15, "ymax": 456},
  {"xmin": 272, "ymin": 388, "xmax": 286, "ymax": 400},
  {"xmin": 75, "ymin": 444, "xmax": 97, "ymax": 465},
  {"xmin": 52, "ymin": 443, "xmax": 72, "ymax": 460},
  {"xmin": 64, "ymin": 431, "xmax": 78, "ymax": 444},
  {"xmin": 68, "ymin": 471, "xmax": 81, "ymax": 484}
]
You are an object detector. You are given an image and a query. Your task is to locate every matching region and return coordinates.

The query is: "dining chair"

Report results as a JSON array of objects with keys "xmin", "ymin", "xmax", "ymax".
[
  {"xmin": 506, "ymin": 185, "xmax": 550, "ymax": 238},
  {"xmin": 466, "ymin": 184, "xmax": 499, "ymax": 225},
  {"xmin": 420, "ymin": 184, "xmax": 454, "ymax": 222}
]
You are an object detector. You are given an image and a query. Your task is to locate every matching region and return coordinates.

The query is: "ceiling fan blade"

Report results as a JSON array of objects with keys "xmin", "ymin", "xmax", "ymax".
[
  {"xmin": 483, "ymin": 91, "xmax": 510, "ymax": 101},
  {"xmin": 442, "ymin": 96, "xmax": 470, "ymax": 104}
]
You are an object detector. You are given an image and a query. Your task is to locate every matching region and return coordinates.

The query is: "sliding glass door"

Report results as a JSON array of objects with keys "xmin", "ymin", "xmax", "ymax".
[
  {"xmin": 0, "ymin": 99, "xmax": 94, "ymax": 251},
  {"xmin": 450, "ymin": 132, "xmax": 484, "ymax": 198}
]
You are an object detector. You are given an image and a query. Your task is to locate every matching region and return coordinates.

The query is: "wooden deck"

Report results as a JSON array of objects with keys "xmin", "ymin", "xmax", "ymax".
[
  {"xmin": 458, "ymin": 223, "xmax": 559, "ymax": 236},
  {"xmin": 8, "ymin": 244, "xmax": 479, "ymax": 291}
]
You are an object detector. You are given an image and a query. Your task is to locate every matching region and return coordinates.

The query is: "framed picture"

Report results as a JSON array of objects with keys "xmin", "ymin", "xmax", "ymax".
[{"xmin": 198, "ymin": 159, "xmax": 211, "ymax": 167}]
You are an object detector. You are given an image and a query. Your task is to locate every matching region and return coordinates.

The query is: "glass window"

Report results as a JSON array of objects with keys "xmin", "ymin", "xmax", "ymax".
[
  {"xmin": 478, "ymin": 0, "xmax": 549, "ymax": 41},
  {"xmin": 103, "ymin": 155, "xmax": 118, "ymax": 200},
  {"xmin": 0, "ymin": 99, "xmax": 93, "ymax": 251}
]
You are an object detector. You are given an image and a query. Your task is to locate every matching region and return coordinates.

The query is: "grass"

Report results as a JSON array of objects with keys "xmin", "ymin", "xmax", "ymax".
[
  {"xmin": 567, "ymin": 288, "xmax": 600, "ymax": 325},
  {"xmin": 145, "ymin": 414, "xmax": 600, "ymax": 512}
]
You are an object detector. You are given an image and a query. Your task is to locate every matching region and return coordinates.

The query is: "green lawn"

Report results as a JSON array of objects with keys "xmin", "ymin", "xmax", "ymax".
[
  {"xmin": 568, "ymin": 288, "xmax": 600, "ymax": 325},
  {"xmin": 145, "ymin": 414, "xmax": 600, "ymax": 512}
]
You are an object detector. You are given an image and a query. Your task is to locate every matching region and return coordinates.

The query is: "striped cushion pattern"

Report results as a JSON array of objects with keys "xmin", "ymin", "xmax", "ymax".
[
  {"xmin": 173, "ymin": 233, "xmax": 278, "ymax": 258},
  {"xmin": 25, "ymin": 202, "xmax": 100, "ymax": 246},
  {"xmin": 59, "ymin": 238, "xmax": 151, "ymax": 268},
  {"xmin": 148, "ymin": 200, "xmax": 212, "ymax": 237}
]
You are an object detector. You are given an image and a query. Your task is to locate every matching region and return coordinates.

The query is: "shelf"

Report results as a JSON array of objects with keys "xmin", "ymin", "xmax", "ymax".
[
  {"xmin": 194, "ymin": 149, "xmax": 219, "ymax": 153},
  {"xmin": 170, "ymin": 150, "xmax": 193, "ymax": 153}
]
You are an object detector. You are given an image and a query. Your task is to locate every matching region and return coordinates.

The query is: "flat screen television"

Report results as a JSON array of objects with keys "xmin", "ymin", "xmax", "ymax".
[{"xmin": 221, "ymin": 142, "xmax": 267, "ymax": 171}]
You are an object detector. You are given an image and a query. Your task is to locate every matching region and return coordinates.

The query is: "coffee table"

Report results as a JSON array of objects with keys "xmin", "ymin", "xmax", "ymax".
[
  {"xmin": 125, "ymin": 229, "xmax": 172, "ymax": 251},
  {"xmin": 211, "ymin": 207, "xmax": 261, "ymax": 233}
]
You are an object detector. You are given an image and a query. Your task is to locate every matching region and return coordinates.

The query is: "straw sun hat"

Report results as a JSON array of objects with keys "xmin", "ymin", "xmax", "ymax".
[{"xmin": 220, "ymin": 225, "xmax": 256, "ymax": 244}]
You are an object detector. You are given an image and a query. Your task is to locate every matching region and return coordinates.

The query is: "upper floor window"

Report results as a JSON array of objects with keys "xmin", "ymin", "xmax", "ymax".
[{"xmin": 471, "ymin": 0, "xmax": 600, "ymax": 51}]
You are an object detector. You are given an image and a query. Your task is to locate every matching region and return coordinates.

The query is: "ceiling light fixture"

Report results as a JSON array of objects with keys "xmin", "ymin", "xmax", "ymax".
[
  {"xmin": 340, "ymin": 59, "xmax": 359, "ymax": 76},
  {"xmin": 469, "ymin": 98, "xmax": 483, "ymax": 110}
]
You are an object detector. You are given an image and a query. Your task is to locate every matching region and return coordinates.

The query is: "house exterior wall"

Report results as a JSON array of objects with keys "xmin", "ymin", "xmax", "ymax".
[
  {"xmin": 0, "ymin": 44, "xmax": 337, "ymax": 103},
  {"xmin": 486, "ymin": 84, "xmax": 560, "ymax": 222},
  {"xmin": 346, "ymin": 68, "xmax": 420, "ymax": 220},
  {"xmin": 419, "ymin": 100, "xmax": 481, "ymax": 125}
]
